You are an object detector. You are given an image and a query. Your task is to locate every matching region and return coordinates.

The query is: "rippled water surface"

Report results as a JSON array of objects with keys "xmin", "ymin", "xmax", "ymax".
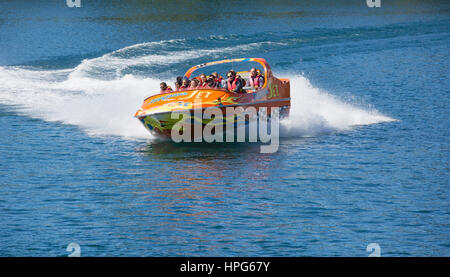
[{"xmin": 0, "ymin": 1, "xmax": 449, "ymax": 256}]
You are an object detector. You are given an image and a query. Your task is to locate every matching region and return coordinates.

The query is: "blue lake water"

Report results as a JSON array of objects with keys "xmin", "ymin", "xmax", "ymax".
[{"xmin": 0, "ymin": 0, "xmax": 449, "ymax": 256}]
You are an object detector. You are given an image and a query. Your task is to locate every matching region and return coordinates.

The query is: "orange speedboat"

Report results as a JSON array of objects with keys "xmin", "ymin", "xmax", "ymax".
[{"xmin": 134, "ymin": 58, "xmax": 290, "ymax": 140}]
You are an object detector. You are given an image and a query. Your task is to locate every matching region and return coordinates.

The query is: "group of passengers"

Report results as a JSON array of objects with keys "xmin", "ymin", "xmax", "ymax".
[{"xmin": 159, "ymin": 68, "xmax": 264, "ymax": 94}]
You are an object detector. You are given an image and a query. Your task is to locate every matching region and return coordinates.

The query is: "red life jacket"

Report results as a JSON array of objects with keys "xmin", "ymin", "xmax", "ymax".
[
  {"xmin": 211, "ymin": 77, "xmax": 221, "ymax": 88},
  {"xmin": 249, "ymin": 74, "xmax": 263, "ymax": 87},
  {"xmin": 199, "ymin": 82, "xmax": 209, "ymax": 88},
  {"xmin": 160, "ymin": 86, "xmax": 173, "ymax": 94},
  {"xmin": 227, "ymin": 77, "xmax": 239, "ymax": 91}
]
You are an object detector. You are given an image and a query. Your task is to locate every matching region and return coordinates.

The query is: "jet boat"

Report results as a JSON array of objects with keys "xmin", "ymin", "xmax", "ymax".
[{"xmin": 134, "ymin": 58, "xmax": 290, "ymax": 140}]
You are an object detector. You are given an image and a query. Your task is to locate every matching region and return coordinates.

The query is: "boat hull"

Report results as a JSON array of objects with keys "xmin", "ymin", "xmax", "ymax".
[{"xmin": 137, "ymin": 103, "xmax": 290, "ymax": 140}]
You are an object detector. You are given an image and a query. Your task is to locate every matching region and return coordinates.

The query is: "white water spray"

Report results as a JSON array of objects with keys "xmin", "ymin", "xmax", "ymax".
[
  {"xmin": 0, "ymin": 43, "xmax": 395, "ymax": 141},
  {"xmin": 280, "ymin": 75, "xmax": 395, "ymax": 137}
]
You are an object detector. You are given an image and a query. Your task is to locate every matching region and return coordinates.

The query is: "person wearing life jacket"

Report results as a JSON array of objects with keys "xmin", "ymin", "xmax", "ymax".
[
  {"xmin": 256, "ymin": 69, "xmax": 263, "ymax": 76},
  {"xmin": 160, "ymin": 82, "xmax": 173, "ymax": 94},
  {"xmin": 204, "ymin": 75, "xmax": 216, "ymax": 89},
  {"xmin": 198, "ymin": 74, "xmax": 208, "ymax": 88},
  {"xmin": 249, "ymin": 67, "xmax": 264, "ymax": 89},
  {"xmin": 211, "ymin": 72, "xmax": 223, "ymax": 88},
  {"xmin": 225, "ymin": 70, "xmax": 245, "ymax": 93},
  {"xmin": 199, "ymin": 80, "xmax": 210, "ymax": 89},
  {"xmin": 180, "ymin": 77, "xmax": 190, "ymax": 90},
  {"xmin": 174, "ymin": 76, "xmax": 183, "ymax": 91},
  {"xmin": 189, "ymin": 78, "xmax": 199, "ymax": 89}
]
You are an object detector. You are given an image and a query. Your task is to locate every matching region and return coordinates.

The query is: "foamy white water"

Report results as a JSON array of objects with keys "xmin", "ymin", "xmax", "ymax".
[
  {"xmin": 0, "ymin": 43, "xmax": 395, "ymax": 141},
  {"xmin": 280, "ymin": 75, "xmax": 395, "ymax": 137},
  {"xmin": 0, "ymin": 67, "xmax": 154, "ymax": 139}
]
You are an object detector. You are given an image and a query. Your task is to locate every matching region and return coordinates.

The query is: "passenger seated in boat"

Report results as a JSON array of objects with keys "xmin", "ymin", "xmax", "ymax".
[
  {"xmin": 225, "ymin": 70, "xmax": 246, "ymax": 93},
  {"xmin": 257, "ymin": 69, "xmax": 264, "ymax": 82},
  {"xmin": 211, "ymin": 72, "xmax": 223, "ymax": 88},
  {"xmin": 160, "ymin": 82, "xmax": 173, "ymax": 94},
  {"xmin": 256, "ymin": 69, "xmax": 263, "ymax": 76},
  {"xmin": 174, "ymin": 76, "xmax": 183, "ymax": 91},
  {"xmin": 204, "ymin": 75, "xmax": 216, "ymax": 89},
  {"xmin": 199, "ymin": 74, "xmax": 208, "ymax": 88},
  {"xmin": 249, "ymin": 68, "xmax": 264, "ymax": 89},
  {"xmin": 189, "ymin": 78, "xmax": 200, "ymax": 89},
  {"xmin": 180, "ymin": 77, "xmax": 190, "ymax": 90}
]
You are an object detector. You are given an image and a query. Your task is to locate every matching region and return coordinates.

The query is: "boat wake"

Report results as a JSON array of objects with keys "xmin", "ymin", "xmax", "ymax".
[
  {"xmin": 0, "ymin": 42, "xmax": 395, "ymax": 141},
  {"xmin": 281, "ymin": 75, "xmax": 395, "ymax": 138}
]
